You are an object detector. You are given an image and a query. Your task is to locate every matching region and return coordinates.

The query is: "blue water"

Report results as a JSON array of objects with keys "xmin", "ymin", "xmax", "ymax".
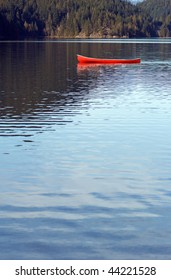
[{"xmin": 0, "ymin": 39, "xmax": 171, "ymax": 259}]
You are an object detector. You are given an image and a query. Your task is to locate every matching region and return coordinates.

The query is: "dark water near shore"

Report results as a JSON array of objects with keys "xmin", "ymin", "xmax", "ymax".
[{"xmin": 0, "ymin": 39, "xmax": 171, "ymax": 259}]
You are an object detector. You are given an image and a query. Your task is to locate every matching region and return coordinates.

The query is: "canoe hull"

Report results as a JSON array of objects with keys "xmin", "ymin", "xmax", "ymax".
[{"xmin": 77, "ymin": 54, "xmax": 141, "ymax": 64}]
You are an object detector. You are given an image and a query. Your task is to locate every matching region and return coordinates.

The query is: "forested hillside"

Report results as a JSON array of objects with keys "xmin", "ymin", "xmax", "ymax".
[
  {"xmin": 0, "ymin": 0, "xmax": 170, "ymax": 39},
  {"xmin": 138, "ymin": 0, "xmax": 171, "ymax": 37}
]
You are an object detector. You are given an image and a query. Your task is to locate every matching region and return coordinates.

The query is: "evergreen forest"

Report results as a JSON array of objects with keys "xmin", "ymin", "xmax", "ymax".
[{"xmin": 0, "ymin": 0, "xmax": 171, "ymax": 39}]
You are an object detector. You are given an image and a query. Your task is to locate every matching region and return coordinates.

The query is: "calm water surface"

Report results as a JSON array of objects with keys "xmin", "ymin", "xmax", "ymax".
[{"xmin": 0, "ymin": 39, "xmax": 171, "ymax": 259}]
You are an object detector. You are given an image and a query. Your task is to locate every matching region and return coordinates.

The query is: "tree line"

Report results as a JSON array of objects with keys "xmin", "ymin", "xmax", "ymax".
[{"xmin": 0, "ymin": 0, "xmax": 170, "ymax": 39}]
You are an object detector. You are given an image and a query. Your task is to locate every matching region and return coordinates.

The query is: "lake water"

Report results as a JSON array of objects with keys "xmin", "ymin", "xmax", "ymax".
[{"xmin": 0, "ymin": 39, "xmax": 171, "ymax": 260}]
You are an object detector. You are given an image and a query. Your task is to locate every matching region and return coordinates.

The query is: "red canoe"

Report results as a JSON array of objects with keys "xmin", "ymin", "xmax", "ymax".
[{"xmin": 77, "ymin": 54, "xmax": 141, "ymax": 64}]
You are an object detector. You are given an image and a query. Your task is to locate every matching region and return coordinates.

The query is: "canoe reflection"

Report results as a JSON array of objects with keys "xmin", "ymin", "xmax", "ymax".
[{"xmin": 77, "ymin": 63, "xmax": 117, "ymax": 71}]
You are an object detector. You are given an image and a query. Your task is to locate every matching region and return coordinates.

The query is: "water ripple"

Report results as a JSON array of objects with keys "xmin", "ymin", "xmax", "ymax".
[{"xmin": 1, "ymin": 40, "xmax": 171, "ymax": 259}]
